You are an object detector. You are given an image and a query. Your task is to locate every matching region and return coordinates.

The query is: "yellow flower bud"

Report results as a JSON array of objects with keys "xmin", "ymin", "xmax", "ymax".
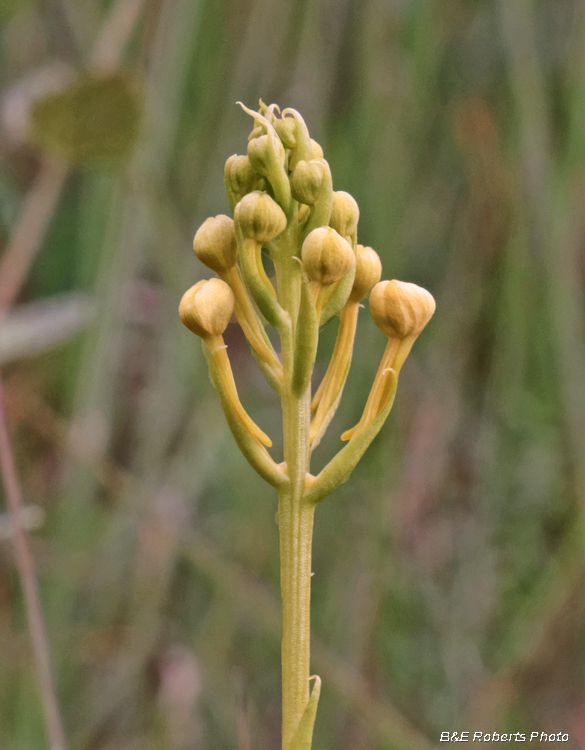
[
  {"xmin": 225, "ymin": 154, "xmax": 265, "ymax": 200},
  {"xmin": 301, "ymin": 227, "xmax": 355, "ymax": 286},
  {"xmin": 290, "ymin": 159, "xmax": 328, "ymax": 205},
  {"xmin": 349, "ymin": 245, "xmax": 382, "ymax": 302},
  {"xmin": 310, "ymin": 139, "xmax": 324, "ymax": 159},
  {"xmin": 247, "ymin": 133, "xmax": 285, "ymax": 177},
  {"xmin": 274, "ymin": 117, "xmax": 296, "ymax": 149},
  {"xmin": 235, "ymin": 190, "xmax": 287, "ymax": 242},
  {"xmin": 329, "ymin": 191, "xmax": 359, "ymax": 237},
  {"xmin": 193, "ymin": 215, "xmax": 238, "ymax": 273},
  {"xmin": 179, "ymin": 278, "xmax": 234, "ymax": 339},
  {"xmin": 369, "ymin": 280, "xmax": 435, "ymax": 338}
]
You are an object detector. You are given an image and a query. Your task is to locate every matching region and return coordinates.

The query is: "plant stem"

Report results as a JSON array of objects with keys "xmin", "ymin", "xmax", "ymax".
[
  {"xmin": 276, "ymin": 231, "xmax": 315, "ymax": 748},
  {"xmin": 279, "ymin": 388, "xmax": 313, "ymax": 747},
  {"xmin": 0, "ymin": 378, "xmax": 68, "ymax": 750},
  {"xmin": 0, "ymin": 157, "xmax": 68, "ymax": 315}
]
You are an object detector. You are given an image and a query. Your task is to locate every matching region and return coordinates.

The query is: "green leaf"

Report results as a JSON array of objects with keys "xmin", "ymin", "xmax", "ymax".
[
  {"xmin": 286, "ymin": 676, "xmax": 321, "ymax": 750},
  {"xmin": 30, "ymin": 71, "xmax": 142, "ymax": 165}
]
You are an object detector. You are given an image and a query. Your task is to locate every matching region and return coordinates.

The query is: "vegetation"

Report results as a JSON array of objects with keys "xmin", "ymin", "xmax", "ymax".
[
  {"xmin": 1, "ymin": 0, "xmax": 584, "ymax": 748},
  {"xmin": 181, "ymin": 100, "xmax": 434, "ymax": 749}
]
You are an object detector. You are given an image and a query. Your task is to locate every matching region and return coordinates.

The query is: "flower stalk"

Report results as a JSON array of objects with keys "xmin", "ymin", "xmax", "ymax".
[{"xmin": 179, "ymin": 101, "xmax": 436, "ymax": 750}]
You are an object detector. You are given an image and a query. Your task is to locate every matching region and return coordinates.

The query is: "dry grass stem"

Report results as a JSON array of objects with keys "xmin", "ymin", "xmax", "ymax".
[
  {"xmin": 0, "ymin": 377, "xmax": 68, "ymax": 750},
  {"xmin": 0, "ymin": 157, "xmax": 68, "ymax": 315}
]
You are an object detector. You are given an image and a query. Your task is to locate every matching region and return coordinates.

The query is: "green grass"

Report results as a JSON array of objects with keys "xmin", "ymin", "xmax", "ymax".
[{"xmin": 1, "ymin": 0, "xmax": 585, "ymax": 747}]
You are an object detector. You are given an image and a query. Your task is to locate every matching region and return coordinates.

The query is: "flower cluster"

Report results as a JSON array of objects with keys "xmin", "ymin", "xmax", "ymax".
[
  {"xmin": 180, "ymin": 100, "xmax": 434, "ymax": 488},
  {"xmin": 179, "ymin": 101, "xmax": 435, "ymax": 749}
]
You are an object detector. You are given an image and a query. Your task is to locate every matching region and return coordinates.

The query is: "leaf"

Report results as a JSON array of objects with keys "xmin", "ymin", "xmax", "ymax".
[
  {"xmin": 286, "ymin": 675, "xmax": 321, "ymax": 750},
  {"xmin": 30, "ymin": 71, "xmax": 142, "ymax": 165}
]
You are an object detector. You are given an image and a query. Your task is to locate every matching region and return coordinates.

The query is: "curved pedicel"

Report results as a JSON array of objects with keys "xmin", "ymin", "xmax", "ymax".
[{"xmin": 304, "ymin": 368, "xmax": 399, "ymax": 505}]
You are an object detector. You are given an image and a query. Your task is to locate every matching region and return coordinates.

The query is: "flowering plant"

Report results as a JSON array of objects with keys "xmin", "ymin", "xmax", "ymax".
[{"xmin": 180, "ymin": 101, "xmax": 435, "ymax": 750}]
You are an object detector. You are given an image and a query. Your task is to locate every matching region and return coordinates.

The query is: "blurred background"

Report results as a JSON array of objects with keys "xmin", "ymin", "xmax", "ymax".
[{"xmin": 1, "ymin": 0, "xmax": 585, "ymax": 748}]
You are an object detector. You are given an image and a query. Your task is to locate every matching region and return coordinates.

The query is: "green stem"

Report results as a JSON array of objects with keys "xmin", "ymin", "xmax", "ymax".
[
  {"xmin": 278, "ymin": 400, "xmax": 313, "ymax": 748},
  {"xmin": 275, "ymin": 222, "xmax": 315, "ymax": 748}
]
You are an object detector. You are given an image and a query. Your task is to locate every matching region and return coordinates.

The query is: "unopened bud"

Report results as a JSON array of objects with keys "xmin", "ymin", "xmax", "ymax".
[
  {"xmin": 330, "ymin": 191, "xmax": 359, "ymax": 237},
  {"xmin": 225, "ymin": 155, "xmax": 265, "ymax": 200},
  {"xmin": 369, "ymin": 280, "xmax": 435, "ymax": 338},
  {"xmin": 193, "ymin": 215, "xmax": 237, "ymax": 273},
  {"xmin": 179, "ymin": 278, "xmax": 234, "ymax": 339},
  {"xmin": 247, "ymin": 133, "xmax": 285, "ymax": 177},
  {"xmin": 274, "ymin": 117, "xmax": 296, "ymax": 149},
  {"xmin": 301, "ymin": 227, "xmax": 355, "ymax": 286},
  {"xmin": 310, "ymin": 139, "xmax": 324, "ymax": 159},
  {"xmin": 291, "ymin": 159, "xmax": 329, "ymax": 205},
  {"xmin": 235, "ymin": 190, "xmax": 287, "ymax": 242},
  {"xmin": 349, "ymin": 245, "xmax": 382, "ymax": 302}
]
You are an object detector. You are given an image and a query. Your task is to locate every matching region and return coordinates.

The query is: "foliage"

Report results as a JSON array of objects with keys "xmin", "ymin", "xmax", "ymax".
[{"xmin": 1, "ymin": 0, "xmax": 585, "ymax": 748}]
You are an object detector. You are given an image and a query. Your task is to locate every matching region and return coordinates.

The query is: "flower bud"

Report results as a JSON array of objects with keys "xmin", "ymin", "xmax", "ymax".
[
  {"xmin": 369, "ymin": 280, "xmax": 435, "ymax": 338},
  {"xmin": 310, "ymin": 139, "xmax": 324, "ymax": 159},
  {"xmin": 329, "ymin": 191, "xmax": 359, "ymax": 237},
  {"xmin": 193, "ymin": 215, "xmax": 238, "ymax": 273},
  {"xmin": 290, "ymin": 159, "xmax": 328, "ymax": 205},
  {"xmin": 179, "ymin": 278, "xmax": 234, "ymax": 339},
  {"xmin": 247, "ymin": 133, "xmax": 285, "ymax": 177},
  {"xmin": 225, "ymin": 154, "xmax": 265, "ymax": 200},
  {"xmin": 349, "ymin": 245, "xmax": 382, "ymax": 302},
  {"xmin": 235, "ymin": 190, "xmax": 287, "ymax": 242},
  {"xmin": 274, "ymin": 117, "xmax": 296, "ymax": 149},
  {"xmin": 301, "ymin": 227, "xmax": 355, "ymax": 286}
]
